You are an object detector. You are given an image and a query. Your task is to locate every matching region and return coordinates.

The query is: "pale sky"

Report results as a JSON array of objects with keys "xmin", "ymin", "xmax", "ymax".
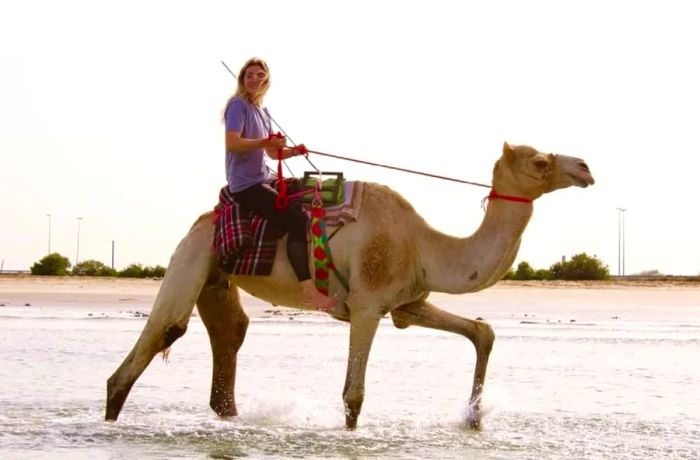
[{"xmin": 1, "ymin": 0, "xmax": 699, "ymax": 276}]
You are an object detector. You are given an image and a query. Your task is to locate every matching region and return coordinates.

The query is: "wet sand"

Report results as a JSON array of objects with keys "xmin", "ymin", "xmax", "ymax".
[
  {"xmin": 1, "ymin": 274, "xmax": 698, "ymax": 318},
  {"xmin": 0, "ymin": 275, "xmax": 272, "ymax": 318}
]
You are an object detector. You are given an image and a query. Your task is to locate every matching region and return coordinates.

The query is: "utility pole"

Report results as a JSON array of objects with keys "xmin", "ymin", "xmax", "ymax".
[
  {"xmin": 46, "ymin": 214, "xmax": 52, "ymax": 254},
  {"xmin": 616, "ymin": 208, "xmax": 627, "ymax": 276},
  {"xmin": 75, "ymin": 217, "xmax": 83, "ymax": 265}
]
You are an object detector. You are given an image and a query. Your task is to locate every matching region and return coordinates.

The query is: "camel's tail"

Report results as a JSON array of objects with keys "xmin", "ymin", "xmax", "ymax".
[{"xmin": 105, "ymin": 212, "xmax": 216, "ymax": 420}]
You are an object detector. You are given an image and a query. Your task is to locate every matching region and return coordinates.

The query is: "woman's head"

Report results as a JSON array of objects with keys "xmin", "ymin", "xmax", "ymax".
[{"xmin": 235, "ymin": 57, "xmax": 270, "ymax": 106}]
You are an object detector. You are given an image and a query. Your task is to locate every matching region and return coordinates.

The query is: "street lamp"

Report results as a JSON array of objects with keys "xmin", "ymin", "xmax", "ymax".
[
  {"xmin": 616, "ymin": 208, "xmax": 627, "ymax": 276},
  {"xmin": 76, "ymin": 217, "xmax": 83, "ymax": 265},
  {"xmin": 46, "ymin": 214, "xmax": 52, "ymax": 255}
]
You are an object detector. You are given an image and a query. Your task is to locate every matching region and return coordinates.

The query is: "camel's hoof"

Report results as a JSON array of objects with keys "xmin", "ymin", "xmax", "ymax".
[
  {"xmin": 211, "ymin": 402, "xmax": 238, "ymax": 418},
  {"xmin": 465, "ymin": 404, "xmax": 483, "ymax": 430},
  {"xmin": 345, "ymin": 414, "xmax": 358, "ymax": 430},
  {"xmin": 466, "ymin": 416, "xmax": 482, "ymax": 430}
]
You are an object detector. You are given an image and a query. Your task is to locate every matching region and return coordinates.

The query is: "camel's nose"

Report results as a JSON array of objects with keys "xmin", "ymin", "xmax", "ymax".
[{"xmin": 578, "ymin": 161, "xmax": 590, "ymax": 173}]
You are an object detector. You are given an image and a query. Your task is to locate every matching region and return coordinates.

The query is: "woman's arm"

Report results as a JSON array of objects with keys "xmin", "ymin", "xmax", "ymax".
[
  {"xmin": 264, "ymin": 147, "xmax": 299, "ymax": 160},
  {"xmin": 226, "ymin": 131, "xmax": 285, "ymax": 153}
]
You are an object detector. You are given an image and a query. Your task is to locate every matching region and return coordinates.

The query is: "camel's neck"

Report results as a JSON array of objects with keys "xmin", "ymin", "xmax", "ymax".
[{"xmin": 419, "ymin": 199, "xmax": 533, "ymax": 293}]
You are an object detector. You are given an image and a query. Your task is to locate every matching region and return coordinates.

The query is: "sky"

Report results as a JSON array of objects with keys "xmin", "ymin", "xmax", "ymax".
[{"xmin": 1, "ymin": 0, "xmax": 699, "ymax": 276}]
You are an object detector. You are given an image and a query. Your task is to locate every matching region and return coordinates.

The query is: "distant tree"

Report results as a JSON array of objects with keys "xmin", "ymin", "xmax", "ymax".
[
  {"xmin": 118, "ymin": 263, "xmax": 144, "ymax": 278},
  {"xmin": 534, "ymin": 268, "xmax": 553, "ymax": 280},
  {"xmin": 117, "ymin": 263, "xmax": 166, "ymax": 278},
  {"xmin": 635, "ymin": 269, "xmax": 663, "ymax": 276},
  {"xmin": 550, "ymin": 253, "xmax": 610, "ymax": 280},
  {"xmin": 502, "ymin": 263, "xmax": 552, "ymax": 280},
  {"xmin": 72, "ymin": 260, "xmax": 116, "ymax": 277},
  {"xmin": 31, "ymin": 253, "xmax": 71, "ymax": 276},
  {"xmin": 142, "ymin": 265, "xmax": 166, "ymax": 278},
  {"xmin": 513, "ymin": 261, "xmax": 536, "ymax": 280}
]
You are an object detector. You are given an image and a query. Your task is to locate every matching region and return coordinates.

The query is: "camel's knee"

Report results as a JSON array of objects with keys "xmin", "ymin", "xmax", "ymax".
[
  {"xmin": 476, "ymin": 320, "xmax": 495, "ymax": 354},
  {"xmin": 163, "ymin": 323, "xmax": 188, "ymax": 350}
]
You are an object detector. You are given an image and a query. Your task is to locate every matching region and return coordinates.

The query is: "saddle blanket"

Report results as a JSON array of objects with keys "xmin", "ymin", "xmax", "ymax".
[{"xmin": 213, "ymin": 180, "xmax": 363, "ymax": 276}]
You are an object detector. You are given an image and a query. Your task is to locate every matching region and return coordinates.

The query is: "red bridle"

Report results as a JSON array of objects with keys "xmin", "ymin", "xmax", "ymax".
[{"xmin": 482, "ymin": 189, "xmax": 533, "ymax": 209}]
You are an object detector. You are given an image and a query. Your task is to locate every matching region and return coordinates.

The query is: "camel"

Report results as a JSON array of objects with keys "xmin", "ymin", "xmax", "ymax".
[{"xmin": 105, "ymin": 142, "xmax": 594, "ymax": 429}]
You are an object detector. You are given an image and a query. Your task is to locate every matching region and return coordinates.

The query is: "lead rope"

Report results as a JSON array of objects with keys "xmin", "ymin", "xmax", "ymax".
[{"xmin": 221, "ymin": 61, "xmax": 489, "ymax": 189}]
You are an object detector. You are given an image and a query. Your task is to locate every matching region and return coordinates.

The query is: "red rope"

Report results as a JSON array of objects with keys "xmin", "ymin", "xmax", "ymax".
[
  {"xmin": 271, "ymin": 135, "xmax": 311, "ymax": 210},
  {"xmin": 269, "ymin": 132, "xmax": 289, "ymax": 209}
]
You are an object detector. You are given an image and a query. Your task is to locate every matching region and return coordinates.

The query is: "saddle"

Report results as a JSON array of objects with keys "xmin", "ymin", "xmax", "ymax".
[{"xmin": 212, "ymin": 173, "xmax": 360, "ymax": 277}]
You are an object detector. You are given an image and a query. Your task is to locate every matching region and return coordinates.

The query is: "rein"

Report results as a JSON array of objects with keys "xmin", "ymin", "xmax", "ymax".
[
  {"xmin": 305, "ymin": 149, "xmax": 491, "ymax": 189},
  {"xmin": 221, "ymin": 61, "xmax": 491, "ymax": 191}
]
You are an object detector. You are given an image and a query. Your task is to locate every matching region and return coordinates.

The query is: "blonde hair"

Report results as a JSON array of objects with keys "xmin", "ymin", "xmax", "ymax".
[{"xmin": 224, "ymin": 57, "xmax": 271, "ymax": 111}]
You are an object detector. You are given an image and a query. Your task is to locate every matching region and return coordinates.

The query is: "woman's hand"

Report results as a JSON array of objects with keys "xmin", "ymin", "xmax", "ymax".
[
  {"xmin": 266, "ymin": 135, "xmax": 287, "ymax": 150},
  {"xmin": 285, "ymin": 144, "xmax": 308, "ymax": 158}
]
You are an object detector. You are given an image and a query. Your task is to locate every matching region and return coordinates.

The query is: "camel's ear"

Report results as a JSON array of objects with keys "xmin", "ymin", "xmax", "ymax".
[{"xmin": 503, "ymin": 142, "xmax": 515, "ymax": 162}]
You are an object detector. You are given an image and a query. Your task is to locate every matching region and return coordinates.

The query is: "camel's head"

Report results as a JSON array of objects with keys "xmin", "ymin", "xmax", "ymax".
[{"xmin": 492, "ymin": 142, "xmax": 595, "ymax": 200}]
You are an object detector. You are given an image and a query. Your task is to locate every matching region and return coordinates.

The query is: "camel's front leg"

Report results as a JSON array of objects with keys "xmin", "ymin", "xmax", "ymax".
[
  {"xmin": 343, "ymin": 309, "xmax": 382, "ymax": 429},
  {"xmin": 390, "ymin": 299, "xmax": 495, "ymax": 429},
  {"xmin": 196, "ymin": 273, "xmax": 248, "ymax": 417}
]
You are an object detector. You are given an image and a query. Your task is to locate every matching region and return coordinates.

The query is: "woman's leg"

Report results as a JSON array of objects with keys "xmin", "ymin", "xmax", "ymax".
[{"xmin": 233, "ymin": 184, "xmax": 335, "ymax": 311}]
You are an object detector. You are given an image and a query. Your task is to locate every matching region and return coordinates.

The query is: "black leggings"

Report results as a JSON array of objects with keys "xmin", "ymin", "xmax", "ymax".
[{"xmin": 233, "ymin": 182, "xmax": 311, "ymax": 282}]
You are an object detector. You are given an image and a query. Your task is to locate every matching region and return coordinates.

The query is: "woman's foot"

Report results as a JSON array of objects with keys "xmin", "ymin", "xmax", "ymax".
[{"xmin": 300, "ymin": 280, "xmax": 336, "ymax": 312}]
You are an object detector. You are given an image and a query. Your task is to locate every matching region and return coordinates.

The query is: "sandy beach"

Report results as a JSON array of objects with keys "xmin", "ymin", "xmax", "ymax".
[
  {"xmin": 0, "ymin": 274, "xmax": 277, "ymax": 318},
  {"xmin": 1, "ymin": 274, "xmax": 698, "ymax": 319}
]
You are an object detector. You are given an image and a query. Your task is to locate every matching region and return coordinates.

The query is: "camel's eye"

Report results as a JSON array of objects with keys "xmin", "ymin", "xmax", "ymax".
[{"xmin": 533, "ymin": 157, "xmax": 549, "ymax": 170}]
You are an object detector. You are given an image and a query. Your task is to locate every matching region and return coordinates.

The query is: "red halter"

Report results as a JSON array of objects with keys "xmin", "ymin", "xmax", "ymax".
[{"xmin": 482, "ymin": 189, "xmax": 533, "ymax": 209}]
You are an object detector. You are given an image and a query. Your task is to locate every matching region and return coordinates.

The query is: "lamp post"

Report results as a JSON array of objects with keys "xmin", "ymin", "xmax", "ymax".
[
  {"xmin": 76, "ymin": 217, "xmax": 83, "ymax": 265},
  {"xmin": 46, "ymin": 214, "xmax": 52, "ymax": 254},
  {"xmin": 616, "ymin": 208, "xmax": 627, "ymax": 276}
]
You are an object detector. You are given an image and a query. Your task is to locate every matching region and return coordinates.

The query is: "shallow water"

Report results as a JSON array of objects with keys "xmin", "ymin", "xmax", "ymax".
[{"xmin": 1, "ymin": 291, "xmax": 699, "ymax": 459}]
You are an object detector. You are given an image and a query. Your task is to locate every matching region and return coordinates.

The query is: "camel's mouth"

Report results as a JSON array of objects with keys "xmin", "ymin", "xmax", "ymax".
[{"xmin": 569, "ymin": 173, "xmax": 595, "ymax": 188}]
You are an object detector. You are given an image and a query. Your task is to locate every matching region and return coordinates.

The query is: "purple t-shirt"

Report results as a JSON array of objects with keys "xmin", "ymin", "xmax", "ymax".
[{"xmin": 224, "ymin": 96, "xmax": 272, "ymax": 192}]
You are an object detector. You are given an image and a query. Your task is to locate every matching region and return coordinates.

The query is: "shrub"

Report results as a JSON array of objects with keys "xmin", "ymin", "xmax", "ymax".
[
  {"xmin": 118, "ymin": 263, "xmax": 144, "ymax": 278},
  {"xmin": 142, "ymin": 265, "xmax": 166, "ymax": 278},
  {"xmin": 30, "ymin": 253, "xmax": 72, "ymax": 276},
  {"xmin": 503, "ymin": 263, "xmax": 551, "ymax": 280},
  {"xmin": 118, "ymin": 263, "xmax": 166, "ymax": 278},
  {"xmin": 513, "ymin": 261, "xmax": 536, "ymax": 280},
  {"xmin": 549, "ymin": 253, "xmax": 610, "ymax": 280},
  {"xmin": 72, "ymin": 260, "xmax": 116, "ymax": 277},
  {"xmin": 534, "ymin": 268, "xmax": 553, "ymax": 280}
]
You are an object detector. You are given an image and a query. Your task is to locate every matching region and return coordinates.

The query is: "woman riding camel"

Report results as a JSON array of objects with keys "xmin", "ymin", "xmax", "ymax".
[{"xmin": 223, "ymin": 57, "xmax": 335, "ymax": 312}]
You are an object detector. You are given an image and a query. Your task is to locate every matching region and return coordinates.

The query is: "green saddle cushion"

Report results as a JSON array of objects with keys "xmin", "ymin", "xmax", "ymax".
[{"xmin": 300, "ymin": 175, "xmax": 345, "ymax": 206}]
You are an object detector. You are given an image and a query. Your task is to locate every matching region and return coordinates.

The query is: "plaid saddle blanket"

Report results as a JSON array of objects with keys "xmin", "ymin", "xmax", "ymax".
[
  {"xmin": 212, "ymin": 180, "xmax": 362, "ymax": 276},
  {"xmin": 213, "ymin": 183, "xmax": 284, "ymax": 276}
]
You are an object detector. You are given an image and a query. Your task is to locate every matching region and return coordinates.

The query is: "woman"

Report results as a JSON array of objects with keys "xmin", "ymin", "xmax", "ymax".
[{"xmin": 224, "ymin": 57, "xmax": 335, "ymax": 312}]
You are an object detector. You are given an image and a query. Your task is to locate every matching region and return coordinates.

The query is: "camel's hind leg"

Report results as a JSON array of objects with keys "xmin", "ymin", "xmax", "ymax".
[
  {"xmin": 105, "ymin": 213, "xmax": 215, "ymax": 421},
  {"xmin": 196, "ymin": 270, "xmax": 249, "ymax": 417},
  {"xmin": 390, "ymin": 299, "xmax": 495, "ymax": 429}
]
